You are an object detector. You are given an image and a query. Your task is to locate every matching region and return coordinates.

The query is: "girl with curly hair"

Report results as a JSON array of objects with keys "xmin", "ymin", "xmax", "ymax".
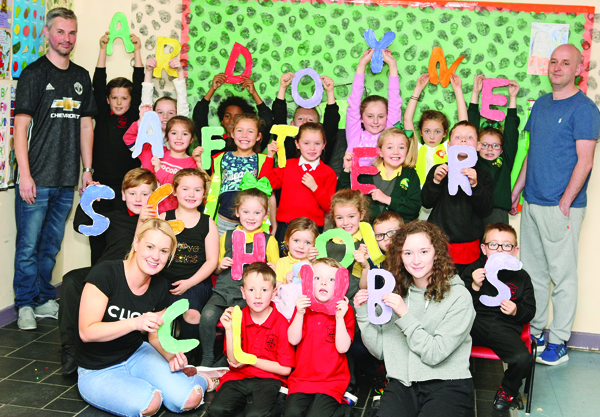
[{"xmin": 354, "ymin": 221, "xmax": 476, "ymax": 417}]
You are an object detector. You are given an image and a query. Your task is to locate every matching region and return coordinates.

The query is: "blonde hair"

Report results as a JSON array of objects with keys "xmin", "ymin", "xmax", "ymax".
[
  {"xmin": 371, "ymin": 128, "xmax": 418, "ymax": 169},
  {"xmin": 235, "ymin": 188, "xmax": 269, "ymax": 213},
  {"xmin": 173, "ymin": 168, "xmax": 211, "ymax": 200},
  {"xmin": 284, "ymin": 217, "xmax": 319, "ymax": 252},
  {"xmin": 312, "ymin": 257, "xmax": 343, "ymax": 270},
  {"xmin": 241, "ymin": 262, "xmax": 277, "ymax": 288},
  {"xmin": 126, "ymin": 219, "xmax": 177, "ymax": 265},
  {"xmin": 329, "ymin": 189, "xmax": 370, "ymax": 223},
  {"xmin": 121, "ymin": 168, "xmax": 157, "ymax": 191}
]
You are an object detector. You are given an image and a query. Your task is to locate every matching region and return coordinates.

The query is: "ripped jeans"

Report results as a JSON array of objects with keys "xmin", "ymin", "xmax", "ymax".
[{"xmin": 78, "ymin": 342, "xmax": 207, "ymax": 417}]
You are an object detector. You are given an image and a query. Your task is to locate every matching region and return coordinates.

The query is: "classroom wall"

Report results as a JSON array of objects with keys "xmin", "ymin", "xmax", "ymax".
[{"xmin": 1, "ymin": 0, "xmax": 599, "ymax": 337}]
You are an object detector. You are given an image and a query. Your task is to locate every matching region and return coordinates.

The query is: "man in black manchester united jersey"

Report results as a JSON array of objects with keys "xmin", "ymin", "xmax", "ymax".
[{"xmin": 13, "ymin": 8, "xmax": 97, "ymax": 330}]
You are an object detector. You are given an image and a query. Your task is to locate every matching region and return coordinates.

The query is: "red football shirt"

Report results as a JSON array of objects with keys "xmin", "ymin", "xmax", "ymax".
[
  {"xmin": 287, "ymin": 307, "xmax": 355, "ymax": 402},
  {"xmin": 218, "ymin": 303, "xmax": 296, "ymax": 389}
]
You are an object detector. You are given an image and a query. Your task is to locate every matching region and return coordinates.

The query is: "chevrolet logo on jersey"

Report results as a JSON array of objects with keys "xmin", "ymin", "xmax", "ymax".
[{"xmin": 50, "ymin": 98, "xmax": 81, "ymax": 118}]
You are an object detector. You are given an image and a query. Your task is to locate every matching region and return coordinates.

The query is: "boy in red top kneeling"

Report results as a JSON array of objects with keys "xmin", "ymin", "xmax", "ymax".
[
  {"xmin": 284, "ymin": 258, "xmax": 355, "ymax": 417},
  {"xmin": 208, "ymin": 263, "xmax": 296, "ymax": 417}
]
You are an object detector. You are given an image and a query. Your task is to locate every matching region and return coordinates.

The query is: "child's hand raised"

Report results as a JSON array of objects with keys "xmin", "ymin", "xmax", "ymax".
[
  {"xmin": 296, "ymin": 295, "xmax": 311, "ymax": 315},
  {"xmin": 139, "ymin": 104, "xmax": 152, "ymax": 120},
  {"xmin": 382, "ymin": 49, "xmax": 398, "ymax": 74},
  {"xmin": 353, "ymin": 244, "xmax": 370, "ymax": 269},
  {"xmin": 357, "ymin": 49, "xmax": 374, "ymax": 73},
  {"xmin": 267, "ymin": 262, "xmax": 276, "ymax": 272},
  {"xmin": 471, "ymin": 268, "xmax": 486, "ymax": 291},
  {"xmin": 267, "ymin": 141, "xmax": 279, "ymax": 158},
  {"xmin": 280, "ymin": 72, "xmax": 294, "ymax": 89},
  {"xmin": 343, "ymin": 152, "xmax": 353, "ymax": 172},
  {"xmin": 321, "ymin": 75, "xmax": 334, "ymax": 92},
  {"xmin": 99, "ymin": 31, "xmax": 110, "ymax": 49},
  {"xmin": 145, "ymin": 57, "xmax": 157, "ymax": 71},
  {"xmin": 336, "ymin": 297, "xmax": 350, "ymax": 319},
  {"xmin": 462, "ymin": 168, "xmax": 478, "ymax": 187},
  {"xmin": 354, "ymin": 289, "xmax": 369, "ymax": 308},
  {"xmin": 413, "ymin": 73, "xmax": 430, "ymax": 94},
  {"xmin": 192, "ymin": 146, "xmax": 204, "ymax": 166},
  {"xmin": 472, "ymin": 73, "xmax": 485, "ymax": 95},
  {"xmin": 130, "ymin": 34, "xmax": 141, "ymax": 51},
  {"xmin": 240, "ymin": 76, "xmax": 256, "ymax": 95},
  {"xmin": 301, "ymin": 173, "xmax": 318, "ymax": 192},
  {"xmin": 219, "ymin": 256, "xmax": 233, "ymax": 271},
  {"xmin": 285, "ymin": 270, "xmax": 294, "ymax": 284},
  {"xmin": 151, "ymin": 156, "xmax": 161, "ymax": 172},
  {"xmin": 139, "ymin": 204, "xmax": 158, "ymax": 222},
  {"xmin": 211, "ymin": 73, "xmax": 227, "ymax": 91},
  {"xmin": 169, "ymin": 58, "xmax": 184, "ymax": 77},
  {"xmin": 500, "ymin": 299, "xmax": 517, "ymax": 316},
  {"xmin": 508, "ymin": 80, "xmax": 520, "ymax": 98},
  {"xmin": 220, "ymin": 306, "xmax": 234, "ymax": 330},
  {"xmin": 433, "ymin": 164, "xmax": 449, "ymax": 184},
  {"xmin": 307, "ymin": 246, "xmax": 319, "ymax": 262},
  {"xmin": 449, "ymin": 73, "xmax": 462, "ymax": 90}
]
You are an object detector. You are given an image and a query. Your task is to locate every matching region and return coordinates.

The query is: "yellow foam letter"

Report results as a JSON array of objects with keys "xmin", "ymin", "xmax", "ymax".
[
  {"xmin": 270, "ymin": 125, "xmax": 299, "ymax": 168},
  {"xmin": 154, "ymin": 37, "xmax": 182, "ymax": 78},
  {"xmin": 232, "ymin": 306, "xmax": 257, "ymax": 365}
]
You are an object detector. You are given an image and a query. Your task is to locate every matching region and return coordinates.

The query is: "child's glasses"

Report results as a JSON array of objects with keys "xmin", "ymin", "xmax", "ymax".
[
  {"xmin": 484, "ymin": 242, "xmax": 515, "ymax": 251},
  {"xmin": 480, "ymin": 143, "xmax": 502, "ymax": 150},
  {"xmin": 375, "ymin": 229, "xmax": 398, "ymax": 241}
]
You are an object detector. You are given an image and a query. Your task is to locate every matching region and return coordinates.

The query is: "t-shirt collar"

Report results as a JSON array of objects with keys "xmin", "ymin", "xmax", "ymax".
[
  {"xmin": 377, "ymin": 162, "xmax": 402, "ymax": 181},
  {"xmin": 242, "ymin": 302, "xmax": 277, "ymax": 328},
  {"xmin": 298, "ymin": 155, "xmax": 320, "ymax": 171}
]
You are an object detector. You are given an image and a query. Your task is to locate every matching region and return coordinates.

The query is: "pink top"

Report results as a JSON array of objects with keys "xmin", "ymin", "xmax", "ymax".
[{"xmin": 345, "ymin": 73, "xmax": 402, "ymax": 154}]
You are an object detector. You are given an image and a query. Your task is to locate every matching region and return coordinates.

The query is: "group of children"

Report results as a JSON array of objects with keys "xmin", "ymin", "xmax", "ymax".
[{"xmin": 68, "ymin": 33, "xmax": 539, "ymax": 416}]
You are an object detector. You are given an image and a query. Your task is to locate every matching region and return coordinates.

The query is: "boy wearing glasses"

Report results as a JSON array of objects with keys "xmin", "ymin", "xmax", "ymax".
[
  {"xmin": 461, "ymin": 223, "xmax": 536, "ymax": 411},
  {"xmin": 468, "ymin": 74, "xmax": 521, "ymax": 226}
]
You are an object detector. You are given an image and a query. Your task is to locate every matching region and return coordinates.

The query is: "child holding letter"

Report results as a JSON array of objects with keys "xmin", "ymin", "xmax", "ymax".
[
  {"xmin": 284, "ymin": 258, "xmax": 354, "ymax": 417},
  {"xmin": 421, "ymin": 121, "xmax": 494, "ymax": 275},
  {"xmin": 208, "ymin": 263, "xmax": 295, "ymax": 417},
  {"xmin": 354, "ymin": 221, "xmax": 476, "ymax": 417},
  {"xmin": 199, "ymin": 185, "xmax": 280, "ymax": 367},
  {"xmin": 339, "ymin": 127, "xmax": 421, "ymax": 222},
  {"xmin": 461, "ymin": 223, "xmax": 535, "ymax": 410},
  {"xmin": 469, "ymin": 74, "xmax": 521, "ymax": 225}
]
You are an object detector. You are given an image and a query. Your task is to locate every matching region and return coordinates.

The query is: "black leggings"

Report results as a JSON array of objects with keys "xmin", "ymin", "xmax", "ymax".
[
  {"xmin": 58, "ymin": 267, "xmax": 91, "ymax": 346},
  {"xmin": 283, "ymin": 393, "xmax": 344, "ymax": 417}
]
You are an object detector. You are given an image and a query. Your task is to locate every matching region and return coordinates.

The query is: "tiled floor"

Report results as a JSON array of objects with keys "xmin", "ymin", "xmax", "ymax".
[{"xmin": 0, "ymin": 316, "xmax": 598, "ymax": 416}]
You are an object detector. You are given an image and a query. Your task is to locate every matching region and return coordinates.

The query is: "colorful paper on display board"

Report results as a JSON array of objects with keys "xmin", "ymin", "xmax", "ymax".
[
  {"xmin": 182, "ymin": 0, "xmax": 592, "ymax": 149},
  {"xmin": 0, "ymin": 1, "xmax": 13, "ymax": 31},
  {"xmin": 0, "ymin": 80, "xmax": 15, "ymax": 191},
  {"xmin": 12, "ymin": 0, "xmax": 46, "ymax": 78},
  {"xmin": 0, "ymin": 29, "xmax": 11, "ymax": 78}
]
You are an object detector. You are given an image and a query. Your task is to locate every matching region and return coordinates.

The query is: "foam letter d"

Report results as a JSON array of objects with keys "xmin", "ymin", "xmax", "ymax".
[{"xmin": 224, "ymin": 42, "xmax": 253, "ymax": 84}]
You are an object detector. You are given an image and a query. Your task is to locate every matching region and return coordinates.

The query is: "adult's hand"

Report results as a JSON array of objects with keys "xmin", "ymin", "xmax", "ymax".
[{"xmin": 19, "ymin": 175, "xmax": 37, "ymax": 204}]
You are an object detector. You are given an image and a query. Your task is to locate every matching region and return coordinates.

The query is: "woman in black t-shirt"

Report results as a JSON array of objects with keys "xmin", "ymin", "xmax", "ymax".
[{"xmin": 76, "ymin": 219, "xmax": 209, "ymax": 417}]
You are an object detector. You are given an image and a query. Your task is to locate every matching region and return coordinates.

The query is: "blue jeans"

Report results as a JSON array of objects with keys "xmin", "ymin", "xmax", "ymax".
[
  {"xmin": 14, "ymin": 185, "xmax": 74, "ymax": 308},
  {"xmin": 78, "ymin": 342, "xmax": 208, "ymax": 417}
]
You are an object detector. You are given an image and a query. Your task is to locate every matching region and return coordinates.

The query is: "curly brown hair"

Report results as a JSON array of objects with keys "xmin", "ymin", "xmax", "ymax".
[{"xmin": 386, "ymin": 221, "xmax": 455, "ymax": 302}]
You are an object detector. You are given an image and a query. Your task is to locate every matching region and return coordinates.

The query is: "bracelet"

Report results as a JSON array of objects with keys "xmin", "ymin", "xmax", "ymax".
[{"xmin": 410, "ymin": 96, "xmax": 419, "ymax": 100}]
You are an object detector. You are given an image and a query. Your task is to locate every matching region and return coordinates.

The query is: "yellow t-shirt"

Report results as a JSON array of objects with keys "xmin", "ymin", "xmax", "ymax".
[
  {"xmin": 218, "ymin": 226, "xmax": 280, "ymax": 264},
  {"xmin": 275, "ymin": 255, "xmax": 303, "ymax": 283}
]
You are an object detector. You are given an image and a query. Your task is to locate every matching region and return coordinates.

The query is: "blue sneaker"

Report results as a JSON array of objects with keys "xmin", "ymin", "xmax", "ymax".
[
  {"xmin": 531, "ymin": 333, "xmax": 546, "ymax": 355},
  {"xmin": 536, "ymin": 343, "xmax": 569, "ymax": 365}
]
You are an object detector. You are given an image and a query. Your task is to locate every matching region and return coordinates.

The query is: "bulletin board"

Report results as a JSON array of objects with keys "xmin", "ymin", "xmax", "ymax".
[
  {"xmin": 12, "ymin": 0, "xmax": 45, "ymax": 78},
  {"xmin": 182, "ymin": 0, "xmax": 594, "ymax": 134}
]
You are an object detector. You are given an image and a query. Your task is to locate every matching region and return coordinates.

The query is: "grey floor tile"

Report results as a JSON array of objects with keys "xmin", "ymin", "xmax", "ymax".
[
  {"xmin": 7, "ymin": 361, "xmax": 62, "ymax": 383},
  {"xmin": 518, "ymin": 402, "xmax": 563, "ymax": 416},
  {"xmin": 43, "ymin": 372, "xmax": 78, "ymax": 387},
  {"xmin": 0, "ymin": 346, "xmax": 17, "ymax": 356},
  {"xmin": 43, "ymin": 398, "xmax": 88, "ymax": 414},
  {"xmin": 2, "ymin": 321, "xmax": 57, "ymax": 335},
  {"xmin": 0, "ymin": 405, "xmax": 74, "ymax": 416},
  {"xmin": 59, "ymin": 386, "xmax": 83, "ymax": 401},
  {"xmin": 0, "ymin": 356, "xmax": 31, "ymax": 378},
  {"xmin": 0, "ymin": 379, "xmax": 69, "ymax": 408},
  {"xmin": 75, "ymin": 405, "xmax": 118, "ymax": 416},
  {"xmin": 37, "ymin": 328, "xmax": 61, "ymax": 345},
  {"xmin": 0, "ymin": 329, "xmax": 43, "ymax": 348},
  {"xmin": 7, "ymin": 342, "xmax": 62, "ymax": 363}
]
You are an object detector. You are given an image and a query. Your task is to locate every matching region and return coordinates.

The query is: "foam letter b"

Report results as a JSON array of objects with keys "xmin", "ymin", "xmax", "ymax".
[
  {"xmin": 363, "ymin": 29, "xmax": 396, "ymax": 74},
  {"xmin": 270, "ymin": 125, "xmax": 299, "ymax": 168},
  {"xmin": 481, "ymin": 78, "xmax": 510, "ymax": 122},
  {"xmin": 154, "ymin": 37, "xmax": 181, "ymax": 78},
  {"xmin": 201, "ymin": 127, "xmax": 226, "ymax": 170},
  {"xmin": 480, "ymin": 253, "xmax": 522, "ymax": 307},
  {"xmin": 224, "ymin": 42, "xmax": 253, "ymax": 84},
  {"xmin": 132, "ymin": 111, "xmax": 164, "ymax": 159},
  {"xmin": 351, "ymin": 147, "xmax": 379, "ymax": 194},
  {"xmin": 291, "ymin": 68, "xmax": 323, "ymax": 109},
  {"xmin": 447, "ymin": 145, "xmax": 477, "ymax": 196},
  {"xmin": 78, "ymin": 185, "xmax": 115, "ymax": 236},
  {"xmin": 367, "ymin": 269, "xmax": 396, "ymax": 324},
  {"xmin": 231, "ymin": 229, "xmax": 266, "ymax": 280},
  {"xmin": 106, "ymin": 12, "xmax": 134, "ymax": 56}
]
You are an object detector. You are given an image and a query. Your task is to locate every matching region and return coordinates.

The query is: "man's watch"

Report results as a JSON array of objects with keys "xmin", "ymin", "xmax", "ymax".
[{"xmin": 83, "ymin": 168, "xmax": 94, "ymax": 175}]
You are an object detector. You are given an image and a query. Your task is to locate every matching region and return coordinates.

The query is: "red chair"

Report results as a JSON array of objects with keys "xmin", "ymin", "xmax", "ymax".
[{"xmin": 470, "ymin": 323, "xmax": 537, "ymax": 415}]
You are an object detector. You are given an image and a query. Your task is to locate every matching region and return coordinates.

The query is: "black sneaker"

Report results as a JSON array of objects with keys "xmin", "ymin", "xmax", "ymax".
[
  {"xmin": 61, "ymin": 345, "xmax": 77, "ymax": 376},
  {"xmin": 493, "ymin": 386, "xmax": 521, "ymax": 411},
  {"xmin": 369, "ymin": 395, "xmax": 381, "ymax": 417}
]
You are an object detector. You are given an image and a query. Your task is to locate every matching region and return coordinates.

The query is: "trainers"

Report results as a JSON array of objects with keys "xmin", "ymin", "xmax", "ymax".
[
  {"xmin": 536, "ymin": 342, "xmax": 569, "ymax": 365},
  {"xmin": 369, "ymin": 395, "xmax": 381, "ymax": 417},
  {"xmin": 18, "ymin": 307, "xmax": 37, "ymax": 330},
  {"xmin": 343, "ymin": 391, "xmax": 358, "ymax": 407},
  {"xmin": 493, "ymin": 386, "xmax": 521, "ymax": 410},
  {"xmin": 61, "ymin": 345, "xmax": 77, "ymax": 376},
  {"xmin": 34, "ymin": 300, "xmax": 59, "ymax": 319},
  {"xmin": 531, "ymin": 333, "xmax": 546, "ymax": 355}
]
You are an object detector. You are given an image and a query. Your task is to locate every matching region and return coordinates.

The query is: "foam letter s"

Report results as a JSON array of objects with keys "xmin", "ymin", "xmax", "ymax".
[
  {"xmin": 363, "ymin": 29, "xmax": 396, "ymax": 74},
  {"xmin": 132, "ymin": 111, "xmax": 164, "ymax": 159},
  {"xmin": 154, "ymin": 37, "xmax": 182, "ymax": 78},
  {"xmin": 291, "ymin": 68, "xmax": 323, "ymax": 109},
  {"xmin": 480, "ymin": 253, "xmax": 522, "ymax": 307},
  {"xmin": 201, "ymin": 126, "xmax": 226, "ymax": 170},
  {"xmin": 447, "ymin": 145, "xmax": 477, "ymax": 196},
  {"xmin": 481, "ymin": 78, "xmax": 510, "ymax": 122},
  {"xmin": 78, "ymin": 185, "xmax": 115, "ymax": 236},
  {"xmin": 351, "ymin": 147, "xmax": 379, "ymax": 194},
  {"xmin": 106, "ymin": 12, "xmax": 134, "ymax": 56},
  {"xmin": 231, "ymin": 229, "xmax": 266, "ymax": 280},
  {"xmin": 224, "ymin": 42, "xmax": 253, "ymax": 84},
  {"xmin": 367, "ymin": 269, "xmax": 396, "ymax": 324},
  {"xmin": 270, "ymin": 125, "xmax": 299, "ymax": 168}
]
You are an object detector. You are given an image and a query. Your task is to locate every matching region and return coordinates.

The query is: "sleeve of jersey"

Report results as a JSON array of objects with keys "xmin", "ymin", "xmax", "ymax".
[
  {"xmin": 258, "ymin": 157, "xmax": 283, "ymax": 190},
  {"xmin": 345, "ymin": 305, "xmax": 356, "ymax": 341},
  {"xmin": 266, "ymin": 236, "xmax": 280, "ymax": 264},
  {"xmin": 141, "ymin": 82, "xmax": 154, "ymax": 108},
  {"xmin": 14, "ymin": 68, "xmax": 40, "ymax": 116},
  {"xmin": 271, "ymin": 98, "xmax": 288, "ymax": 125},
  {"xmin": 130, "ymin": 67, "xmax": 145, "ymax": 119},
  {"xmin": 573, "ymin": 98, "xmax": 600, "ymax": 140},
  {"xmin": 123, "ymin": 121, "xmax": 139, "ymax": 148},
  {"xmin": 173, "ymin": 78, "xmax": 190, "ymax": 117},
  {"xmin": 84, "ymin": 262, "xmax": 115, "ymax": 298},
  {"xmin": 389, "ymin": 169, "xmax": 422, "ymax": 222},
  {"xmin": 314, "ymin": 168, "xmax": 336, "ymax": 212},
  {"xmin": 92, "ymin": 67, "xmax": 109, "ymax": 114},
  {"xmin": 385, "ymin": 75, "xmax": 402, "ymax": 127},
  {"xmin": 345, "ymin": 73, "xmax": 365, "ymax": 152}
]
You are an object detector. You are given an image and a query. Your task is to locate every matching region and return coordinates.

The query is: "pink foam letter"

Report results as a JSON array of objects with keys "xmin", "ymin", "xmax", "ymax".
[
  {"xmin": 231, "ymin": 229, "xmax": 266, "ymax": 280},
  {"xmin": 351, "ymin": 147, "xmax": 379, "ymax": 194},
  {"xmin": 481, "ymin": 78, "xmax": 510, "ymax": 122},
  {"xmin": 300, "ymin": 264, "xmax": 349, "ymax": 315}
]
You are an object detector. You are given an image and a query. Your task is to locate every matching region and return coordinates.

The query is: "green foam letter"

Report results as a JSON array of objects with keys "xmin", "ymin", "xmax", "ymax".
[
  {"xmin": 107, "ymin": 12, "xmax": 135, "ymax": 56},
  {"xmin": 157, "ymin": 299, "xmax": 200, "ymax": 354}
]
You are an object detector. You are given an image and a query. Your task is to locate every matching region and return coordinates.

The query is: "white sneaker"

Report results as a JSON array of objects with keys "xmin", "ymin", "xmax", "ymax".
[
  {"xmin": 18, "ymin": 307, "xmax": 37, "ymax": 330},
  {"xmin": 34, "ymin": 299, "xmax": 59, "ymax": 319}
]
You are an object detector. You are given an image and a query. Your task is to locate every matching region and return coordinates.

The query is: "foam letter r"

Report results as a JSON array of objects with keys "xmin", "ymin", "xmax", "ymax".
[
  {"xmin": 447, "ymin": 145, "xmax": 477, "ymax": 196},
  {"xmin": 154, "ymin": 37, "xmax": 182, "ymax": 78}
]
